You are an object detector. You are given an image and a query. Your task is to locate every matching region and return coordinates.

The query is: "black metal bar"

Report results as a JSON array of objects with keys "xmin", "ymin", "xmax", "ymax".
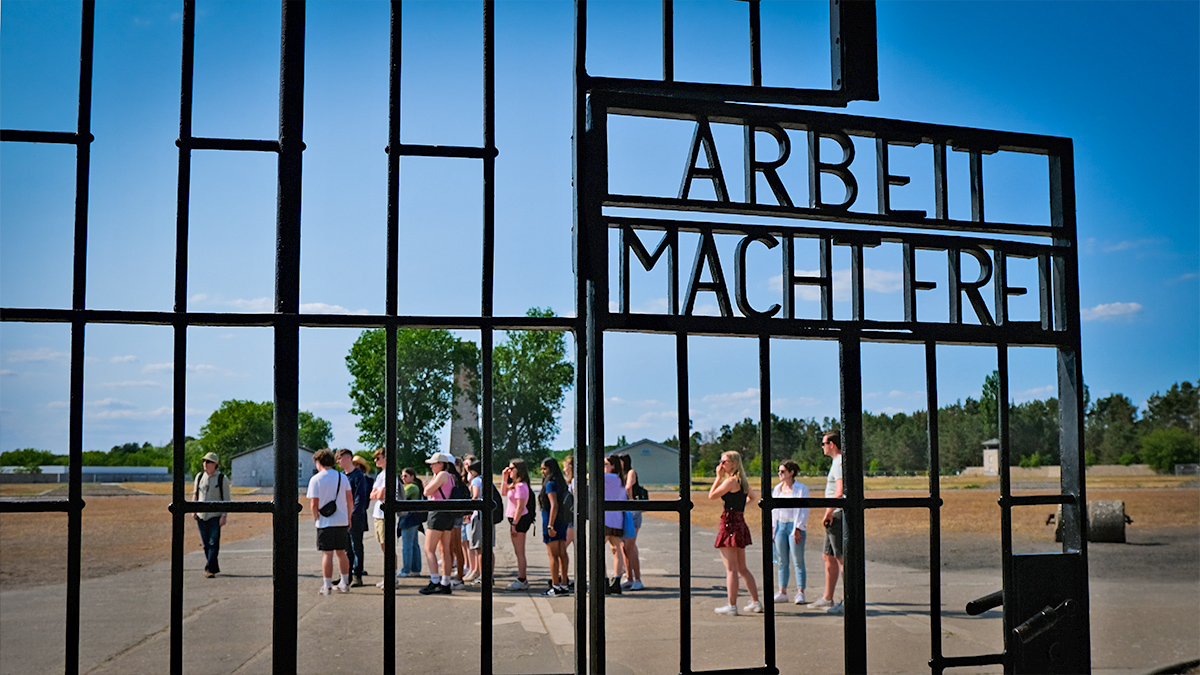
[
  {"xmin": 395, "ymin": 142, "xmax": 497, "ymax": 159},
  {"xmin": 861, "ymin": 496, "xmax": 942, "ymax": 509},
  {"xmin": 605, "ymin": 194, "xmax": 1059, "ymax": 239},
  {"xmin": 661, "ymin": 0, "xmax": 673, "ymax": 82},
  {"xmin": 996, "ymin": 344, "xmax": 1013, "ymax": 673},
  {"xmin": 925, "ymin": 341, "xmax": 944, "ymax": 675},
  {"xmin": 748, "ymin": 0, "xmax": 762, "ymax": 88},
  {"xmin": 170, "ymin": 2, "xmax": 195, "ymax": 670},
  {"xmin": 65, "ymin": 5, "xmax": 95, "ymax": 673},
  {"xmin": 272, "ymin": 3, "xmax": 305, "ymax": 673},
  {"xmin": 170, "ymin": 500, "xmax": 274, "ymax": 513},
  {"xmin": 758, "ymin": 333, "xmax": 775, "ymax": 671},
  {"xmin": 676, "ymin": 330, "xmax": 692, "ymax": 675},
  {"xmin": 840, "ymin": 336, "xmax": 866, "ymax": 674},
  {"xmin": 0, "ymin": 500, "xmax": 79, "ymax": 513},
  {"xmin": 384, "ymin": 2, "xmax": 402, "ymax": 670},
  {"xmin": 831, "ymin": 0, "xmax": 879, "ymax": 101},
  {"xmin": 184, "ymin": 137, "xmax": 279, "ymax": 152},
  {"xmin": 0, "ymin": 129, "xmax": 90, "ymax": 144},
  {"xmin": 999, "ymin": 494, "xmax": 1076, "ymax": 508},
  {"xmin": 588, "ymin": 76, "xmax": 860, "ymax": 108},
  {"xmin": 481, "ymin": 3, "xmax": 497, "ymax": 671},
  {"xmin": 1054, "ymin": 139, "xmax": 1091, "ymax": 672},
  {"xmin": 933, "ymin": 653, "xmax": 1005, "ymax": 669}
]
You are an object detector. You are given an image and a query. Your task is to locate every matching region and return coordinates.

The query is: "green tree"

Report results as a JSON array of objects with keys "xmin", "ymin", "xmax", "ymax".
[
  {"xmin": 979, "ymin": 370, "xmax": 1000, "ymax": 440},
  {"xmin": 491, "ymin": 308, "xmax": 575, "ymax": 465},
  {"xmin": 1141, "ymin": 427, "xmax": 1200, "ymax": 473},
  {"xmin": 1144, "ymin": 381, "xmax": 1200, "ymax": 435},
  {"xmin": 196, "ymin": 399, "xmax": 333, "ymax": 475},
  {"xmin": 0, "ymin": 448, "xmax": 66, "ymax": 470},
  {"xmin": 1085, "ymin": 394, "xmax": 1141, "ymax": 464},
  {"xmin": 345, "ymin": 328, "xmax": 465, "ymax": 469}
]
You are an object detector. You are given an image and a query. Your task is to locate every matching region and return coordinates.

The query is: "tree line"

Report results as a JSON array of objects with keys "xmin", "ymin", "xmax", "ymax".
[{"xmin": 671, "ymin": 378, "xmax": 1198, "ymax": 477}]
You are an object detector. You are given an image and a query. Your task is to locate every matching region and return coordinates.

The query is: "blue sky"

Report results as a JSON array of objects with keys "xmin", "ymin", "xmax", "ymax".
[{"xmin": 1, "ymin": 1, "xmax": 1196, "ymax": 456}]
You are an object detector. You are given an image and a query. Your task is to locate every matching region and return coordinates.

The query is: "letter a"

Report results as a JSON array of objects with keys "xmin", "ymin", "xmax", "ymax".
[{"xmin": 679, "ymin": 118, "xmax": 730, "ymax": 202}]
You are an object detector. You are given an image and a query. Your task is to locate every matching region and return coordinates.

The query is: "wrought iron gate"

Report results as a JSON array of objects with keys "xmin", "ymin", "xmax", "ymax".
[{"xmin": 0, "ymin": 1, "xmax": 1089, "ymax": 673}]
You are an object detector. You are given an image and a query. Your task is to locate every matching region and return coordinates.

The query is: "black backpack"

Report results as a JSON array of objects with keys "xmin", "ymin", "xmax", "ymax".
[{"xmin": 488, "ymin": 480, "xmax": 505, "ymax": 523}]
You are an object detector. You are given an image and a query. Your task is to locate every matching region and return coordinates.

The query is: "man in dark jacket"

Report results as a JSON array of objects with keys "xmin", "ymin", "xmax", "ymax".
[{"xmin": 337, "ymin": 449, "xmax": 373, "ymax": 586}]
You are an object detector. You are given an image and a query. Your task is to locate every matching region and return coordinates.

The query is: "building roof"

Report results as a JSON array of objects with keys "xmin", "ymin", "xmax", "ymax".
[
  {"xmin": 605, "ymin": 438, "xmax": 681, "ymax": 456},
  {"xmin": 231, "ymin": 442, "xmax": 319, "ymax": 460}
]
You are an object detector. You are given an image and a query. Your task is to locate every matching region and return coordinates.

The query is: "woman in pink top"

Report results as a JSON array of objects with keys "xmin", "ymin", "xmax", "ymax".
[{"xmin": 501, "ymin": 458, "xmax": 534, "ymax": 591}]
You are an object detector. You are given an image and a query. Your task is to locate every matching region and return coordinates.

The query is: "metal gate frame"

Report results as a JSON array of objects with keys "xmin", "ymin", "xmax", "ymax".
[
  {"xmin": 0, "ymin": 1, "xmax": 1089, "ymax": 674},
  {"xmin": 572, "ymin": 1, "xmax": 1090, "ymax": 674}
]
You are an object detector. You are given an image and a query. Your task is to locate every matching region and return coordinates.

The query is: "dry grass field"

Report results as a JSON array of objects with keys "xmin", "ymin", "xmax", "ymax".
[{"xmin": 1, "ymin": 476, "xmax": 1196, "ymax": 590}]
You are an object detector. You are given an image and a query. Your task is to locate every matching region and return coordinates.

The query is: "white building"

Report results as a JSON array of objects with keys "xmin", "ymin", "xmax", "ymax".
[
  {"xmin": 231, "ymin": 443, "xmax": 318, "ymax": 488},
  {"xmin": 606, "ymin": 439, "xmax": 682, "ymax": 487}
]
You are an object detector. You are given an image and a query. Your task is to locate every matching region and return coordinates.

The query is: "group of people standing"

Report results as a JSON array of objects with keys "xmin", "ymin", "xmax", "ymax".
[
  {"xmin": 195, "ymin": 433, "xmax": 845, "ymax": 614},
  {"xmin": 709, "ymin": 430, "xmax": 845, "ymax": 617}
]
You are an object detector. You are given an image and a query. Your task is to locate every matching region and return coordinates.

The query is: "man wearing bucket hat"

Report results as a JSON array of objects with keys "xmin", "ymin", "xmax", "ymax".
[{"xmin": 192, "ymin": 451, "xmax": 230, "ymax": 578}]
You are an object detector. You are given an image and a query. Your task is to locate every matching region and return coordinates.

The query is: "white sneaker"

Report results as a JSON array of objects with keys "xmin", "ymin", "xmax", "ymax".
[
  {"xmin": 743, "ymin": 600, "xmax": 764, "ymax": 614},
  {"xmin": 773, "ymin": 592, "xmax": 788, "ymax": 603},
  {"xmin": 794, "ymin": 591, "xmax": 806, "ymax": 604},
  {"xmin": 826, "ymin": 601, "xmax": 844, "ymax": 615},
  {"xmin": 810, "ymin": 596, "xmax": 834, "ymax": 610},
  {"xmin": 451, "ymin": 579, "xmax": 466, "ymax": 590},
  {"xmin": 505, "ymin": 579, "xmax": 530, "ymax": 591},
  {"xmin": 318, "ymin": 585, "xmax": 332, "ymax": 596},
  {"xmin": 336, "ymin": 581, "xmax": 350, "ymax": 594},
  {"xmin": 630, "ymin": 580, "xmax": 644, "ymax": 591},
  {"xmin": 375, "ymin": 579, "xmax": 387, "ymax": 588},
  {"xmin": 621, "ymin": 579, "xmax": 633, "ymax": 590},
  {"xmin": 714, "ymin": 604, "xmax": 738, "ymax": 616}
]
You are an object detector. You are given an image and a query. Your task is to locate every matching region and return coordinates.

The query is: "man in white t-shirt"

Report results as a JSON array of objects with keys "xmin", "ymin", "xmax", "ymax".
[
  {"xmin": 307, "ymin": 448, "xmax": 353, "ymax": 595},
  {"xmin": 369, "ymin": 448, "xmax": 402, "ymax": 588},
  {"xmin": 811, "ymin": 431, "xmax": 845, "ymax": 614}
]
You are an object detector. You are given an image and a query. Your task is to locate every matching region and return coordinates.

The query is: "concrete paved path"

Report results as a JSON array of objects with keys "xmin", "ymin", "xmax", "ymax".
[{"xmin": 1, "ymin": 516, "xmax": 1195, "ymax": 674}]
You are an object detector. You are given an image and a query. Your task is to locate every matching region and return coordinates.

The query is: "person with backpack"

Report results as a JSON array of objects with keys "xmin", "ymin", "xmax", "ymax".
[
  {"xmin": 419, "ymin": 452, "xmax": 459, "ymax": 595},
  {"xmin": 463, "ymin": 457, "xmax": 495, "ymax": 585},
  {"xmin": 617, "ymin": 453, "xmax": 646, "ymax": 591},
  {"xmin": 539, "ymin": 457, "xmax": 571, "ymax": 597},
  {"xmin": 501, "ymin": 458, "xmax": 535, "ymax": 591},
  {"xmin": 192, "ymin": 451, "xmax": 230, "ymax": 579}
]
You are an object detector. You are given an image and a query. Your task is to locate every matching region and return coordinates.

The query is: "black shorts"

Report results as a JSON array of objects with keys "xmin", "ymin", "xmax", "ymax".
[
  {"xmin": 509, "ymin": 510, "xmax": 534, "ymax": 533},
  {"xmin": 427, "ymin": 511, "xmax": 458, "ymax": 532},
  {"xmin": 317, "ymin": 526, "xmax": 349, "ymax": 551}
]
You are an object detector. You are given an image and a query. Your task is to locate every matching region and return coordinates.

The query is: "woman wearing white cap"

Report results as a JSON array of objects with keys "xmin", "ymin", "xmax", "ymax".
[{"xmin": 419, "ymin": 452, "xmax": 457, "ymax": 595}]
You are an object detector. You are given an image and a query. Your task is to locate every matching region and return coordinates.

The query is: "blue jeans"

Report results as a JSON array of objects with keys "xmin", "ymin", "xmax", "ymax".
[
  {"xmin": 197, "ymin": 516, "xmax": 222, "ymax": 574},
  {"xmin": 399, "ymin": 524, "xmax": 421, "ymax": 575},
  {"xmin": 773, "ymin": 521, "xmax": 806, "ymax": 591}
]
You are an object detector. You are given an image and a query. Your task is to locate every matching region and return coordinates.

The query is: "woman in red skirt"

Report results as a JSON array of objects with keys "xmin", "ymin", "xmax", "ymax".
[{"xmin": 709, "ymin": 451, "xmax": 762, "ymax": 616}]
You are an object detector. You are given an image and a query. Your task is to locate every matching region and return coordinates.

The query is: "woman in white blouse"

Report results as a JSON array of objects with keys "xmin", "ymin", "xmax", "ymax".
[{"xmin": 771, "ymin": 459, "xmax": 809, "ymax": 604}]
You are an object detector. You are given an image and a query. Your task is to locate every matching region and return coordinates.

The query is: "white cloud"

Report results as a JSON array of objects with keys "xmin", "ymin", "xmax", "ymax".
[
  {"xmin": 1169, "ymin": 272, "xmax": 1198, "ymax": 284},
  {"xmin": 110, "ymin": 355, "xmax": 139, "ymax": 364},
  {"xmin": 1080, "ymin": 302, "xmax": 1143, "ymax": 321},
  {"xmin": 700, "ymin": 388, "xmax": 758, "ymax": 405},
  {"xmin": 1101, "ymin": 238, "xmax": 1164, "ymax": 253},
  {"xmin": 301, "ymin": 302, "xmax": 369, "ymax": 315},
  {"xmin": 1013, "ymin": 385, "xmax": 1055, "ymax": 403},
  {"xmin": 227, "ymin": 297, "xmax": 273, "ymax": 312},
  {"xmin": 768, "ymin": 267, "xmax": 904, "ymax": 302},
  {"xmin": 771, "ymin": 396, "xmax": 821, "ymax": 409},
  {"xmin": 143, "ymin": 363, "xmax": 224, "ymax": 375},
  {"xmin": 303, "ymin": 400, "xmax": 351, "ymax": 411},
  {"xmin": 95, "ymin": 380, "xmax": 162, "ymax": 389},
  {"xmin": 89, "ymin": 398, "xmax": 138, "ymax": 411},
  {"xmin": 0, "ymin": 370, "xmax": 15, "ymax": 377},
  {"xmin": 91, "ymin": 405, "xmax": 173, "ymax": 420},
  {"xmin": 7, "ymin": 348, "xmax": 69, "ymax": 364}
]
